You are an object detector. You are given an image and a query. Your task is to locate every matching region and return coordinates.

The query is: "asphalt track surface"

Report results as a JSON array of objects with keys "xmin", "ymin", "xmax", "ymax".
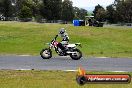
[{"xmin": 0, "ymin": 56, "xmax": 132, "ymax": 72}]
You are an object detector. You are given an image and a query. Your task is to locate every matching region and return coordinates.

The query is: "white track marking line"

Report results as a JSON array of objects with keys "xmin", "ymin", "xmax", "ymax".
[
  {"xmin": 63, "ymin": 70, "xmax": 78, "ymax": 72},
  {"xmin": 97, "ymin": 57, "xmax": 109, "ymax": 58},
  {"xmin": 18, "ymin": 55, "xmax": 31, "ymax": 56}
]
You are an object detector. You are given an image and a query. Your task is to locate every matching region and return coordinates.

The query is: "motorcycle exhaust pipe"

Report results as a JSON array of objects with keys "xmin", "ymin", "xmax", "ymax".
[{"xmin": 67, "ymin": 52, "xmax": 77, "ymax": 54}]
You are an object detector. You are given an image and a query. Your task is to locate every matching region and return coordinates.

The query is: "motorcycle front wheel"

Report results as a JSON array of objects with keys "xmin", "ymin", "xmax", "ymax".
[
  {"xmin": 40, "ymin": 48, "xmax": 52, "ymax": 59},
  {"xmin": 70, "ymin": 49, "xmax": 82, "ymax": 60}
]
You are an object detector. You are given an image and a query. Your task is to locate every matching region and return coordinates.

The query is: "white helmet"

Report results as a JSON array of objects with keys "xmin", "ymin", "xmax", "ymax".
[{"xmin": 59, "ymin": 28, "xmax": 65, "ymax": 34}]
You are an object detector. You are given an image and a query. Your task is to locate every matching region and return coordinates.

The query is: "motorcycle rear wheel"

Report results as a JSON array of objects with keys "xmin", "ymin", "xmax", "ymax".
[
  {"xmin": 70, "ymin": 49, "xmax": 82, "ymax": 60},
  {"xmin": 40, "ymin": 49, "xmax": 52, "ymax": 59}
]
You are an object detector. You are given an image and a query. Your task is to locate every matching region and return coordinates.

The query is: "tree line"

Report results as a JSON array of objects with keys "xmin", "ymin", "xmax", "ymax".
[
  {"xmin": 0, "ymin": 0, "xmax": 132, "ymax": 23},
  {"xmin": 0, "ymin": 0, "xmax": 87, "ymax": 22},
  {"xmin": 93, "ymin": 0, "xmax": 132, "ymax": 23}
]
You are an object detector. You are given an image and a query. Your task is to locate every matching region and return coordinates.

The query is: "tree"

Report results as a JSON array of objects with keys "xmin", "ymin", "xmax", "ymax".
[
  {"xmin": 0, "ymin": 0, "xmax": 14, "ymax": 20},
  {"xmin": 93, "ymin": 4, "xmax": 106, "ymax": 22},
  {"xmin": 32, "ymin": 0, "xmax": 43, "ymax": 17},
  {"xmin": 62, "ymin": 0, "xmax": 74, "ymax": 21},
  {"xmin": 19, "ymin": 5, "xmax": 32, "ymax": 18},
  {"xmin": 73, "ymin": 7, "xmax": 87, "ymax": 20},
  {"xmin": 93, "ymin": 4, "xmax": 103, "ymax": 17},
  {"xmin": 73, "ymin": 7, "xmax": 80, "ymax": 19},
  {"xmin": 51, "ymin": 0, "xmax": 62, "ymax": 20},
  {"xmin": 78, "ymin": 8, "xmax": 87, "ymax": 20},
  {"xmin": 106, "ymin": 4, "xmax": 116, "ymax": 23},
  {"xmin": 15, "ymin": 0, "xmax": 38, "ymax": 17},
  {"xmin": 0, "ymin": 0, "xmax": 4, "ymax": 14},
  {"xmin": 41, "ymin": 0, "xmax": 62, "ymax": 21},
  {"xmin": 115, "ymin": 0, "xmax": 132, "ymax": 22}
]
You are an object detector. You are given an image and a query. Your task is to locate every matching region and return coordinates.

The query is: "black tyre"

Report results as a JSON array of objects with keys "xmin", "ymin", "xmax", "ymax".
[
  {"xmin": 70, "ymin": 49, "xmax": 82, "ymax": 60},
  {"xmin": 40, "ymin": 49, "xmax": 52, "ymax": 59},
  {"xmin": 76, "ymin": 76, "xmax": 86, "ymax": 85}
]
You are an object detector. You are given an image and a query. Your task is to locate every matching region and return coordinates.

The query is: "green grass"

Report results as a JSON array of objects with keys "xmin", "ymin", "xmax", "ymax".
[
  {"xmin": 0, "ymin": 70, "xmax": 131, "ymax": 88},
  {"xmin": 0, "ymin": 21, "xmax": 132, "ymax": 57}
]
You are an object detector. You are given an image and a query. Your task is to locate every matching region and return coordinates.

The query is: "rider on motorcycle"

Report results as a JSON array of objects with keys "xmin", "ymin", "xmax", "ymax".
[
  {"xmin": 40, "ymin": 28, "xmax": 82, "ymax": 60},
  {"xmin": 56, "ymin": 28, "xmax": 69, "ymax": 54},
  {"xmin": 59, "ymin": 28, "xmax": 69, "ymax": 44}
]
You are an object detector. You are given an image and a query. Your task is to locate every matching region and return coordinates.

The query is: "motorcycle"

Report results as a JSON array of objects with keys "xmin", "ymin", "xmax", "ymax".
[{"xmin": 40, "ymin": 35, "xmax": 82, "ymax": 60}]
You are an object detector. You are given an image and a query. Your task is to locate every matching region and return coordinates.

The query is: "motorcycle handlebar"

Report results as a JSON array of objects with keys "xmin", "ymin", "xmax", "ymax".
[
  {"xmin": 55, "ymin": 35, "xmax": 58, "ymax": 40},
  {"xmin": 51, "ymin": 35, "xmax": 58, "ymax": 42}
]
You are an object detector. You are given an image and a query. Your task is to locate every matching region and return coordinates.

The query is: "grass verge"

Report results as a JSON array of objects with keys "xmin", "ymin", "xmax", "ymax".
[
  {"xmin": 0, "ymin": 21, "xmax": 132, "ymax": 58},
  {"xmin": 0, "ymin": 70, "xmax": 131, "ymax": 88}
]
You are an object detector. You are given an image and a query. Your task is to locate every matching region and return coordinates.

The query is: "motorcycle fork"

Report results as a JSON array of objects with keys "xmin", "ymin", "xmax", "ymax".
[{"xmin": 54, "ymin": 47, "xmax": 59, "ymax": 54}]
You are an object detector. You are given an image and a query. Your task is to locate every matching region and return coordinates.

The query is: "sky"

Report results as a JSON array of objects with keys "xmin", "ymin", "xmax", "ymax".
[{"xmin": 71, "ymin": 0, "xmax": 115, "ymax": 8}]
